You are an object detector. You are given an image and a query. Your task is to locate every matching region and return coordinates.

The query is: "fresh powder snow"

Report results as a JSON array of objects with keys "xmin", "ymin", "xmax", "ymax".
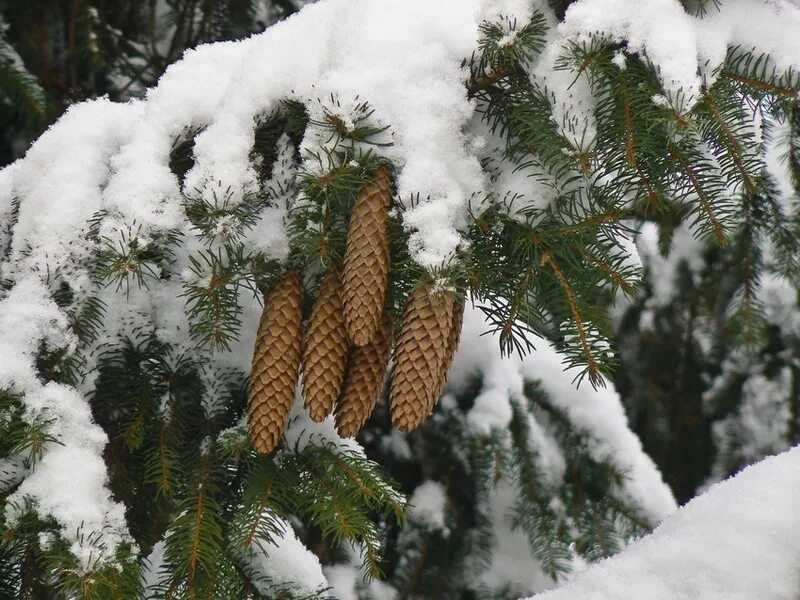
[{"xmin": 528, "ymin": 445, "xmax": 800, "ymax": 600}]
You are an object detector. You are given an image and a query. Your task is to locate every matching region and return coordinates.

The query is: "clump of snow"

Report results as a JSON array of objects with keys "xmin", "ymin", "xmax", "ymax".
[
  {"xmin": 559, "ymin": 0, "xmax": 701, "ymax": 107},
  {"xmin": 0, "ymin": 279, "xmax": 132, "ymax": 568},
  {"xmin": 556, "ymin": 0, "xmax": 800, "ymax": 112},
  {"xmin": 706, "ymin": 360, "xmax": 794, "ymax": 483},
  {"xmin": 324, "ymin": 564, "xmax": 361, "ymax": 600},
  {"xmin": 182, "ymin": 0, "xmax": 489, "ymax": 269},
  {"xmin": 529, "ymin": 445, "xmax": 800, "ymax": 600},
  {"xmin": 3, "ymin": 99, "xmax": 144, "ymax": 289},
  {"xmin": 407, "ymin": 481, "xmax": 448, "ymax": 532},
  {"xmin": 324, "ymin": 547, "xmax": 400, "ymax": 600},
  {"xmin": 378, "ymin": 429, "xmax": 413, "ymax": 461},
  {"xmin": 480, "ymin": 482, "xmax": 559, "ymax": 594},
  {"xmin": 282, "ymin": 390, "xmax": 364, "ymax": 456},
  {"xmin": 636, "ymin": 222, "xmax": 705, "ymax": 309},
  {"xmin": 244, "ymin": 517, "xmax": 328, "ymax": 596}
]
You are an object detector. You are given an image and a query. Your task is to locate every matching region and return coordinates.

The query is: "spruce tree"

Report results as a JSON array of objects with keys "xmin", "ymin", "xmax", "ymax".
[{"xmin": 1, "ymin": 0, "xmax": 800, "ymax": 598}]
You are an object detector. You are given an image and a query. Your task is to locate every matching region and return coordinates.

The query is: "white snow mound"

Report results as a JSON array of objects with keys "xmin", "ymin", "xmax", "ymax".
[{"xmin": 529, "ymin": 445, "xmax": 800, "ymax": 600}]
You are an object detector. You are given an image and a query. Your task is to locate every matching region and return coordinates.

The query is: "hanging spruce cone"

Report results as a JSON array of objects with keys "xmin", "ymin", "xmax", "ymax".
[
  {"xmin": 335, "ymin": 314, "xmax": 393, "ymax": 438},
  {"xmin": 247, "ymin": 271, "xmax": 303, "ymax": 454},
  {"xmin": 435, "ymin": 293, "xmax": 465, "ymax": 395},
  {"xmin": 390, "ymin": 285, "xmax": 454, "ymax": 432},
  {"xmin": 342, "ymin": 165, "xmax": 392, "ymax": 346},
  {"xmin": 302, "ymin": 271, "xmax": 348, "ymax": 422}
]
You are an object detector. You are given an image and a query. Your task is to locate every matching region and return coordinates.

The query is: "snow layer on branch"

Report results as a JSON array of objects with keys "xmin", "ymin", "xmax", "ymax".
[
  {"xmin": 449, "ymin": 305, "xmax": 676, "ymax": 524},
  {"xmin": 407, "ymin": 481, "xmax": 448, "ymax": 532},
  {"xmin": 0, "ymin": 278, "xmax": 74, "ymax": 390},
  {"xmin": 529, "ymin": 445, "xmax": 800, "ymax": 600},
  {"xmin": 3, "ymin": 99, "xmax": 144, "ymax": 288},
  {"xmin": 183, "ymin": 0, "xmax": 493, "ymax": 268},
  {"xmin": 244, "ymin": 517, "xmax": 328, "ymax": 596},
  {"xmin": 0, "ymin": 279, "xmax": 131, "ymax": 568},
  {"xmin": 559, "ymin": 0, "xmax": 700, "ymax": 105},
  {"xmin": 556, "ymin": 0, "xmax": 800, "ymax": 110},
  {"xmin": 480, "ymin": 482, "xmax": 558, "ymax": 594},
  {"xmin": 695, "ymin": 0, "xmax": 800, "ymax": 83},
  {"xmin": 102, "ymin": 39, "xmax": 256, "ymax": 233}
]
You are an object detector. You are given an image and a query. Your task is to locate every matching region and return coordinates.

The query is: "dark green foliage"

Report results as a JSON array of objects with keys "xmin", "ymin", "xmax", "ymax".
[
  {"xmin": 463, "ymin": 12, "xmax": 800, "ymax": 391},
  {"xmin": 0, "ymin": 34, "xmax": 48, "ymax": 128}
]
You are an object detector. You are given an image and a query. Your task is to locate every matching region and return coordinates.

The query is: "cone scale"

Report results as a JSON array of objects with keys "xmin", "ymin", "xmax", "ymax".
[
  {"xmin": 342, "ymin": 165, "xmax": 392, "ymax": 346},
  {"xmin": 389, "ymin": 285, "xmax": 455, "ymax": 432},
  {"xmin": 335, "ymin": 314, "xmax": 393, "ymax": 438},
  {"xmin": 247, "ymin": 271, "xmax": 304, "ymax": 454},
  {"xmin": 302, "ymin": 270, "xmax": 349, "ymax": 422}
]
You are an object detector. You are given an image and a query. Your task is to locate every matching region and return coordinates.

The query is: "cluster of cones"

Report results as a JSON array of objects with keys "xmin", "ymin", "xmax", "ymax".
[{"xmin": 247, "ymin": 166, "xmax": 465, "ymax": 454}]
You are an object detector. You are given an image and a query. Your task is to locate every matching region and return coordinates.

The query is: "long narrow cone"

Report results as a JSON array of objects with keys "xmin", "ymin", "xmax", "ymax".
[
  {"xmin": 247, "ymin": 271, "xmax": 303, "ymax": 454},
  {"xmin": 335, "ymin": 314, "xmax": 393, "ymax": 438},
  {"xmin": 389, "ymin": 285, "xmax": 454, "ymax": 432},
  {"xmin": 302, "ymin": 271, "xmax": 348, "ymax": 422},
  {"xmin": 434, "ymin": 294, "xmax": 465, "ymax": 399},
  {"xmin": 342, "ymin": 165, "xmax": 392, "ymax": 346}
]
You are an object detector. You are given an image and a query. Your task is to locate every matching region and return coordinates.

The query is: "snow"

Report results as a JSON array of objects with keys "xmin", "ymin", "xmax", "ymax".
[
  {"xmin": 407, "ymin": 481, "xmax": 448, "ymax": 532},
  {"xmin": 635, "ymin": 222, "xmax": 705, "ymax": 309},
  {"xmin": 324, "ymin": 564, "xmax": 361, "ymax": 600},
  {"xmin": 282, "ymin": 390, "xmax": 364, "ymax": 456},
  {"xmin": 449, "ymin": 304, "xmax": 677, "ymax": 524},
  {"xmin": 245, "ymin": 517, "xmax": 328, "ymax": 596},
  {"xmin": 529, "ymin": 445, "xmax": 800, "ymax": 600},
  {"xmin": 0, "ymin": 278, "xmax": 131, "ymax": 568},
  {"xmin": 182, "ymin": 0, "xmax": 491, "ymax": 269},
  {"xmin": 0, "ymin": 278, "xmax": 75, "ymax": 390},
  {"xmin": 479, "ymin": 482, "xmax": 558, "ymax": 594},
  {"xmin": 4, "ymin": 99, "xmax": 144, "ymax": 288},
  {"xmin": 325, "ymin": 554, "xmax": 399, "ymax": 600},
  {"xmin": 557, "ymin": 0, "xmax": 800, "ymax": 111},
  {"xmin": 0, "ymin": 457, "xmax": 27, "ymax": 493},
  {"xmin": 560, "ymin": 0, "xmax": 701, "ymax": 106},
  {"xmin": 0, "ymin": 285, "xmax": 161, "ymax": 568},
  {"xmin": 706, "ymin": 359, "xmax": 794, "ymax": 482},
  {"xmin": 695, "ymin": 0, "xmax": 800, "ymax": 87},
  {"xmin": 142, "ymin": 540, "xmax": 168, "ymax": 595}
]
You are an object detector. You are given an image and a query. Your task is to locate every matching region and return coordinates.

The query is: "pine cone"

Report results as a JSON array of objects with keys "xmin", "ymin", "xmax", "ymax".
[
  {"xmin": 247, "ymin": 271, "xmax": 303, "ymax": 454},
  {"xmin": 302, "ymin": 271, "xmax": 348, "ymax": 422},
  {"xmin": 342, "ymin": 165, "xmax": 392, "ymax": 346},
  {"xmin": 435, "ymin": 293, "xmax": 465, "ymax": 395},
  {"xmin": 390, "ymin": 285, "xmax": 454, "ymax": 432},
  {"xmin": 335, "ymin": 314, "xmax": 393, "ymax": 438}
]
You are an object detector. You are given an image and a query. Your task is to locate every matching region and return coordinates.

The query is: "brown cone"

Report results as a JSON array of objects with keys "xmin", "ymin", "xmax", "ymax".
[
  {"xmin": 247, "ymin": 271, "xmax": 303, "ymax": 454},
  {"xmin": 302, "ymin": 271, "xmax": 348, "ymax": 422},
  {"xmin": 335, "ymin": 314, "xmax": 393, "ymax": 438},
  {"xmin": 389, "ymin": 285, "xmax": 454, "ymax": 432},
  {"xmin": 342, "ymin": 166, "xmax": 392, "ymax": 347},
  {"xmin": 435, "ymin": 293, "xmax": 465, "ymax": 395}
]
